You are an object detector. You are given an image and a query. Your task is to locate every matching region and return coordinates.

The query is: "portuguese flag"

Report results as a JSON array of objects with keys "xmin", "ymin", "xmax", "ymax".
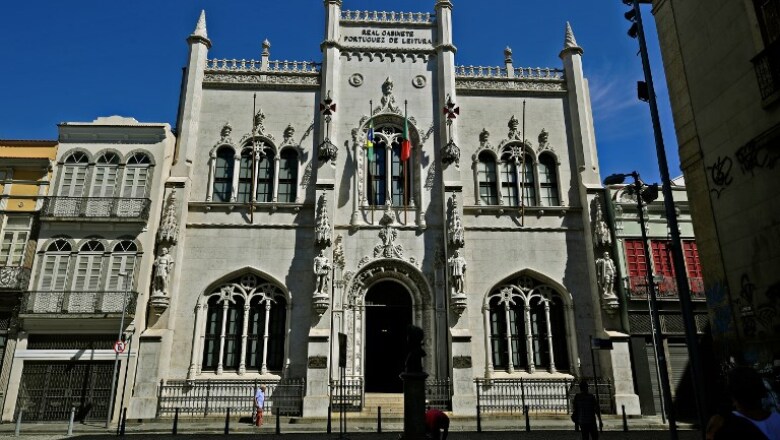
[{"xmin": 401, "ymin": 113, "xmax": 411, "ymax": 162}]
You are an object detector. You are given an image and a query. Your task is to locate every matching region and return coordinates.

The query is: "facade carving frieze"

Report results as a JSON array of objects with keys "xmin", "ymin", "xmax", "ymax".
[
  {"xmin": 341, "ymin": 50, "xmax": 432, "ymax": 63},
  {"xmin": 203, "ymin": 73, "xmax": 320, "ymax": 88},
  {"xmin": 456, "ymin": 79, "xmax": 566, "ymax": 94},
  {"xmin": 315, "ymin": 194, "xmax": 332, "ymax": 248}
]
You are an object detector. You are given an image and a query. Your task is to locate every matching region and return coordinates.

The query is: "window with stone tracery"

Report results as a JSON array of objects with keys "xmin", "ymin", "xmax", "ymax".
[
  {"xmin": 487, "ymin": 276, "xmax": 569, "ymax": 373},
  {"xmin": 477, "ymin": 152, "xmax": 498, "ymax": 205},
  {"xmin": 538, "ymin": 154, "xmax": 560, "ymax": 206},
  {"xmin": 365, "ymin": 125, "xmax": 412, "ymax": 207},
  {"xmin": 198, "ymin": 274, "xmax": 287, "ymax": 375},
  {"xmin": 212, "ymin": 147, "xmax": 234, "ymax": 202}
]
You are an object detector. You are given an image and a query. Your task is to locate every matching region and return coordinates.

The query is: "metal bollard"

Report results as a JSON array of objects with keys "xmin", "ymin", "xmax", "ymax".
[
  {"xmin": 326, "ymin": 404, "xmax": 331, "ymax": 434},
  {"xmin": 622, "ymin": 404, "xmax": 628, "ymax": 432},
  {"xmin": 67, "ymin": 406, "xmax": 75, "ymax": 436},
  {"xmin": 14, "ymin": 409, "xmax": 22, "ymax": 437},
  {"xmin": 524, "ymin": 405, "xmax": 530, "ymax": 432},
  {"xmin": 224, "ymin": 407, "xmax": 230, "ymax": 435},
  {"xmin": 173, "ymin": 408, "xmax": 179, "ymax": 435},
  {"xmin": 476, "ymin": 404, "xmax": 482, "ymax": 433},
  {"xmin": 377, "ymin": 406, "xmax": 382, "ymax": 433},
  {"xmin": 275, "ymin": 409, "xmax": 280, "ymax": 434},
  {"xmin": 120, "ymin": 408, "xmax": 127, "ymax": 436}
]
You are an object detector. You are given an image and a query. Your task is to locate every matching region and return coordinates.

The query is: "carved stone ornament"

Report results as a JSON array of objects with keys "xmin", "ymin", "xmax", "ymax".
[
  {"xmin": 453, "ymin": 356, "xmax": 473, "ymax": 369},
  {"xmin": 593, "ymin": 199, "xmax": 612, "ymax": 248},
  {"xmin": 424, "ymin": 163, "xmax": 437, "ymax": 191},
  {"xmin": 157, "ymin": 191, "xmax": 179, "ymax": 245},
  {"xmin": 314, "ymin": 250, "xmax": 331, "ymax": 294},
  {"xmin": 153, "ymin": 247, "xmax": 174, "ymax": 297},
  {"xmin": 149, "ymin": 294, "xmax": 171, "ymax": 317},
  {"xmin": 333, "ymin": 235, "xmax": 345, "ymax": 269},
  {"xmin": 450, "ymin": 291, "xmax": 468, "ymax": 316},
  {"xmin": 441, "ymin": 139, "xmax": 461, "ymax": 167},
  {"xmin": 537, "ymin": 128, "xmax": 553, "ymax": 153},
  {"xmin": 412, "ymin": 75, "xmax": 427, "ymax": 89},
  {"xmin": 318, "ymin": 138, "xmax": 338, "ymax": 162},
  {"xmin": 204, "ymin": 72, "xmax": 320, "ymax": 88},
  {"xmin": 349, "ymin": 73, "xmax": 364, "ymax": 87},
  {"xmin": 315, "ymin": 194, "xmax": 332, "ymax": 247},
  {"xmin": 447, "ymin": 195, "xmax": 465, "ymax": 248},
  {"xmin": 374, "ymin": 77, "xmax": 402, "ymax": 115},
  {"xmin": 253, "ymin": 108, "xmax": 267, "ymax": 135},
  {"xmin": 448, "ymin": 249, "xmax": 467, "ymax": 294},
  {"xmin": 373, "ymin": 213, "xmax": 404, "ymax": 260},
  {"xmin": 596, "ymin": 251, "xmax": 619, "ymax": 313},
  {"xmin": 507, "ymin": 115, "xmax": 521, "ymax": 140},
  {"xmin": 455, "ymin": 79, "xmax": 566, "ymax": 93},
  {"xmin": 282, "ymin": 124, "xmax": 295, "ymax": 145},
  {"xmin": 220, "ymin": 122, "xmax": 233, "ymax": 144}
]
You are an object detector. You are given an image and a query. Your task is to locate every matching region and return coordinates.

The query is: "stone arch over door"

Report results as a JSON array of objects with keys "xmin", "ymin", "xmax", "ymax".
[{"xmin": 342, "ymin": 259, "xmax": 434, "ymax": 380}]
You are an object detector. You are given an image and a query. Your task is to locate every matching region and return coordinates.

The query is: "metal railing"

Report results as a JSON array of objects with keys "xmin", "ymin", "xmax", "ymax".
[
  {"xmin": 569, "ymin": 377, "xmax": 614, "ymax": 414},
  {"xmin": 21, "ymin": 291, "xmax": 138, "ymax": 315},
  {"xmin": 425, "ymin": 379, "xmax": 452, "ymax": 411},
  {"xmin": 157, "ymin": 378, "xmax": 305, "ymax": 417},
  {"xmin": 475, "ymin": 377, "xmax": 613, "ymax": 415},
  {"xmin": 0, "ymin": 266, "xmax": 31, "ymax": 290},
  {"xmin": 628, "ymin": 275, "xmax": 706, "ymax": 300},
  {"xmin": 330, "ymin": 378, "xmax": 364, "ymax": 412},
  {"xmin": 41, "ymin": 197, "xmax": 151, "ymax": 221},
  {"xmin": 752, "ymin": 38, "xmax": 780, "ymax": 100}
]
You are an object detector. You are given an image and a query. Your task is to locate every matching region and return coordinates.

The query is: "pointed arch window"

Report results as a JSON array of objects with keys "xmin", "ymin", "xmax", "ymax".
[
  {"xmin": 367, "ymin": 140, "xmax": 387, "ymax": 206},
  {"xmin": 237, "ymin": 149, "xmax": 253, "ymax": 204},
  {"xmin": 59, "ymin": 152, "xmax": 89, "ymax": 197},
  {"xmin": 538, "ymin": 154, "xmax": 559, "ymax": 206},
  {"xmin": 499, "ymin": 151, "xmax": 519, "ymax": 207},
  {"xmin": 39, "ymin": 239, "xmax": 72, "ymax": 291},
  {"xmin": 278, "ymin": 150, "xmax": 298, "ymax": 203},
  {"xmin": 256, "ymin": 151, "xmax": 275, "ymax": 203},
  {"xmin": 391, "ymin": 143, "xmax": 410, "ymax": 206},
  {"xmin": 486, "ymin": 277, "xmax": 569, "ymax": 373},
  {"xmin": 122, "ymin": 153, "xmax": 151, "ymax": 198},
  {"xmin": 213, "ymin": 147, "xmax": 234, "ymax": 202},
  {"xmin": 91, "ymin": 153, "xmax": 120, "ymax": 197},
  {"xmin": 197, "ymin": 274, "xmax": 287, "ymax": 375},
  {"xmin": 520, "ymin": 154, "xmax": 536, "ymax": 207},
  {"xmin": 478, "ymin": 152, "xmax": 499, "ymax": 205}
]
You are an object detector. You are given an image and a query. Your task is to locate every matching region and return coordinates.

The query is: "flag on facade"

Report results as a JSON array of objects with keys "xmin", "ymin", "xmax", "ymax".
[
  {"xmin": 401, "ymin": 113, "xmax": 411, "ymax": 162},
  {"xmin": 366, "ymin": 118, "xmax": 375, "ymax": 163}
]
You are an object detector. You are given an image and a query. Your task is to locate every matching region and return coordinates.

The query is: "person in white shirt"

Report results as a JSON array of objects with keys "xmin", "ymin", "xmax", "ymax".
[
  {"xmin": 253, "ymin": 385, "xmax": 266, "ymax": 427},
  {"xmin": 707, "ymin": 367, "xmax": 780, "ymax": 440}
]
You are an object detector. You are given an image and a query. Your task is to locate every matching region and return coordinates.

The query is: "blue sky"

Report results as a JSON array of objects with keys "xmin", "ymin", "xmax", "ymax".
[{"xmin": 0, "ymin": 0, "xmax": 677, "ymax": 183}]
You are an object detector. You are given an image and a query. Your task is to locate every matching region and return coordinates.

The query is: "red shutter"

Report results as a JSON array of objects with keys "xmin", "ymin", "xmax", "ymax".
[
  {"xmin": 683, "ymin": 240, "xmax": 704, "ymax": 297},
  {"xmin": 625, "ymin": 239, "xmax": 648, "ymax": 293}
]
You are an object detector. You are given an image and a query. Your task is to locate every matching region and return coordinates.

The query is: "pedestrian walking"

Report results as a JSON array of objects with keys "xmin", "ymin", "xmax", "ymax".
[
  {"xmin": 707, "ymin": 366, "xmax": 780, "ymax": 440},
  {"xmin": 572, "ymin": 379, "xmax": 603, "ymax": 440},
  {"xmin": 425, "ymin": 407, "xmax": 450, "ymax": 440},
  {"xmin": 254, "ymin": 385, "xmax": 266, "ymax": 427}
]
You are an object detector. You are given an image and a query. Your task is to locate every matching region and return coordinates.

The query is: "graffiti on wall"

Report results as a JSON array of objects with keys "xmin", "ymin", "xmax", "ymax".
[{"xmin": 706, "ymin": 155, "xmax": 733, "ymax": 199}]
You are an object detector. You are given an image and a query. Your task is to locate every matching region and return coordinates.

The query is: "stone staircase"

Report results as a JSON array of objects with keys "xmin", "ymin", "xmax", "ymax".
[{"xmin": 361, "ymin": 393, "xmax": 405, "ymax": 418}]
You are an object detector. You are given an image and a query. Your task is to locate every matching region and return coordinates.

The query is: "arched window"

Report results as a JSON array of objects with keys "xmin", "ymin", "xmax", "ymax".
[
  {"xmin": 91, "ymin": 153, "xmax": 119, "ymax": 197},
  {"xmin": 199, "ymin": 274, "xmax": 287, "ymax": 375},
  {"xmin": 499, "ymin": 151, "xmax": 519, "ymax": 207},
  {"xmin": 72, "ymin": 240, "xmax": 105, "ymax": 291},
  {"xmin": 478, "ymin": 152, "xmax": 498, "ymax": 205},
  {"xmin": 256, "ymin": 151, "xmax": 275, "ymax": 203},
  {"xmin": 59, "ymin": 152, "xmax": 89, "ymax": 197},
  {"xmin": 122, "ymin": 152, "xmax": 151, "ymax": 198},
  {"xmin": 486, "ymin": 276, "xmax": 569, "ymax": 373},
  {"xmin": 538, "ymin": 154, "xmax": 559, "ymax": 206},
  {"xmin": 39, "ymin": 239, "xmax": 72, "ymax": 291},
  {"xmin": 277, "ymin": 150, "xmax": 298, "ymax": 203},
  {"xmin": 365, "ymin": 125, "xmax": 413, "ymax": 207},
  {"xmin": 213, "ymin": 147, "xmax": 234, "ymax": 202},
  {"xmin": 107, "ymin": 241, "xmax": 138, "ymax": 291},
  {"xmin": 520, "ymin": 154, "xmax": 536, "ymax": 207},
  {"xmin": 237, "ymin": 149, "xmax": 253, "ymax": 203}
]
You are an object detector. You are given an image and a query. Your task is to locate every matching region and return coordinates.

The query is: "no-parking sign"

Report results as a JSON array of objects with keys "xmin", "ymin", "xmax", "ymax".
[{"xmin": 113, "ymin": 340, "xmax": 127, "ymax": 354}]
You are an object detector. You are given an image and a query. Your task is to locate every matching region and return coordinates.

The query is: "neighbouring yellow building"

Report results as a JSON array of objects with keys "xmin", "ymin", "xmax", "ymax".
[{"xmin": 0, "ymin": 139, "xmax": 57, "ymax": 409}]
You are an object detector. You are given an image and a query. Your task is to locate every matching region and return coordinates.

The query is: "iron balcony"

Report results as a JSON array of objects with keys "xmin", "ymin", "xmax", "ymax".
[
  {"xmin": 0, "ymin": 266, "xmax": 31, "ymax": 291},
  {"xmin": 40, "ymin": 197, "xmax": 151, "ymax": 222},
  {"xmin": 20, "ymin": 290, "xmax": 138, "ymax": 317}
]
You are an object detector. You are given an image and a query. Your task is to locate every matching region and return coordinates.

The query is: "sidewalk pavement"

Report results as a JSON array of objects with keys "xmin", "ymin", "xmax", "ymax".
[{"xmin": 0, "ymin": 414, "xmax": 696, "ymax": 438}]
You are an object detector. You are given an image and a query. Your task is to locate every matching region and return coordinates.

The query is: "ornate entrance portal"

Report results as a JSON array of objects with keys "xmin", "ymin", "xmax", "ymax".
[{"xmin": 365, "ymin": 280, "xmax": 412, "ymax": 393}]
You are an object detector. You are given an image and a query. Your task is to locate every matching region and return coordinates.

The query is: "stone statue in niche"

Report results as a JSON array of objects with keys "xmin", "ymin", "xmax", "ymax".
[
  {"xmin": 448, "ymin": 195, "xmax": 465, "ymax": 248},
  {"xmin": 253, "ymin": 108, "xmax": 266, "ymax": 134},
  {"xmin": 220, "ymin": 122, "xmax": 233, "ymax": 143},
  {"xmin": 153, "ymin": 247, "xmax": 174, "ymax": 295},
  {"xmin": 596, "ymin": 251, "xmax": 617, "ymax": 301},
  {"xmin": 507, "ymin": 115, "xmax": 521, "ymax": 140},
  {"xmin": 593, "ymin": 200, "xmax": 612, "ymax": 248},
  {"xmin": 448, "ymin": 249, "xmax": 467, "ymax": 294},
  {"xmin": 315, "ymin": 194, "xmax": 332, "ymax": 247},
  {"xmin": 313, "ymin": 250, "xmax": 331, "ymax": 294},
  {"xmin": 405, "ymin": 325, "xmax": 426, "ymax": 374},
  {"xmin": 379, "ymin": 77, "xmax": 399, "ymax": 113},
  {"xmin": 537, "ymin": 128, "xmax": 552, "ymax": 152}
]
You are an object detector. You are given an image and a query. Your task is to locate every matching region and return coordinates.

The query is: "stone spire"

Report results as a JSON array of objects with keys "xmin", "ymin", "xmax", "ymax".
[
  {"xmin": 188, "ymin": 10, "xmax": 211, "ymax": 48},
  {"xmin": 560, "ymin": 21, "xmax": 583, "ymax": 57}
]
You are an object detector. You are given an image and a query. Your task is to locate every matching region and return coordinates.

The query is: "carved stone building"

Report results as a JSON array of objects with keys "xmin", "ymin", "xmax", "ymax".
[{"xmin": 2, "ymin": 1, "xmax": 646, "ymax": 422}]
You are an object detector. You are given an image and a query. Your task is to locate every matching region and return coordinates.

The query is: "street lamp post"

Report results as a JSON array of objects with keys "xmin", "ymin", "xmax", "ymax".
[
  {"xmin": 622, "ymin": 0, "xmax": 707, "ymax": 431},
  {"xmin": 106, "ymin": 271, "xmax": 132, "ymax": 428},
  {"xmin": 606, "ymin": 172, "xmax": 676, "ymax": 439}
]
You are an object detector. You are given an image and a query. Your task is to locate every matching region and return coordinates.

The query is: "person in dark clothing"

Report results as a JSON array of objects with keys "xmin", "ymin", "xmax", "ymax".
[
  {"xmin": 425, "ymin": 408, "xmax": 450, "ymax": 440},
  {"xmin": 572, "ymin": 379, "xmax": 603, "ymax": 440},
  {"xmin": 707, "ymin": 366, "xmax": 780, "ymax": 440}
]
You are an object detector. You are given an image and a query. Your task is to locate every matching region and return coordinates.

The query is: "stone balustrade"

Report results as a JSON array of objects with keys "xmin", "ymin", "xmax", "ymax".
[
  {"xmin": 206, "ymin": 59, "xmax": 321, "ymax": 73},
  {"xmin": 455, "ymin": 65, "xmax": 565, "ymax": 80},
  {"xmin": 341, "ymin": 10, "xmax": 435, "ymax": 24}
]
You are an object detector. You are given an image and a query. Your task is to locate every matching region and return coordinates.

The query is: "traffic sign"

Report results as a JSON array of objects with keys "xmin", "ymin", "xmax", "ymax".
[{"xmin": 113, "ymin": 340, "xmax": 127, "ymax": 354}]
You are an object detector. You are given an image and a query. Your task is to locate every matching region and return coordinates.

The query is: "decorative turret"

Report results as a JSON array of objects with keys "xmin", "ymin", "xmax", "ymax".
[
  {"xmin": 188, "ymin": 10, "xmax": 211, "ymax": 48},
  {"xmin": 560, "ymin": 21, "xmax": 582, "ymax": 58}
]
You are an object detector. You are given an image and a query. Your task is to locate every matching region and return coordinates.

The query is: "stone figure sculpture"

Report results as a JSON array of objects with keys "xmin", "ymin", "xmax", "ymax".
[
  {"xmin": 153, "ymin": 247, "xmax": 174, "ymax": 295},
  {"xmin": 448, "ymin": 249, "xmax": 467, "ymax": 294},
  {"xmin": 405, "ymin": 325, "xmax": 426, "ymax": 374},
  {"xmin": 380, "ymin": 77, "xmax": 397, "ymax": 112},
  {"xmin": 313, "ymin": 250, "xmax": 331, "ymax": 294},
  {"xmin": 448, "ymin": 195, "xmax": 465, "ymax": 248},
  {"xmin": 593, "ymin": 201, "xmax": 612, "ymax": 248},
  {"xmin": 595, "ymin": 251, "xmax": 617, "ymax": 300}
]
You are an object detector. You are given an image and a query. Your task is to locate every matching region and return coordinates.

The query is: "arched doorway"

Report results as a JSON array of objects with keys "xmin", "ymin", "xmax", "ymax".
[{"xmin": 365, "ymin": 280, "xmax": 412, "ymax": 393}]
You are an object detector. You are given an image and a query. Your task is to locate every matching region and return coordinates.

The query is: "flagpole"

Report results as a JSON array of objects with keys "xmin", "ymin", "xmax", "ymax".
[
  {"xmin": 404, "ymin": 100, "xmax": 408, "ymax": 225},
  {"xmin": 250, "ymin": 94, "xmax": 257, "ymax": 224},
  {"xmin": 369, "ymin": 100, "xmax": 374, "ymax": 225},
  {"xmin": 520, "ymin": 100, "xmax": 526, "ymax": 227}
]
